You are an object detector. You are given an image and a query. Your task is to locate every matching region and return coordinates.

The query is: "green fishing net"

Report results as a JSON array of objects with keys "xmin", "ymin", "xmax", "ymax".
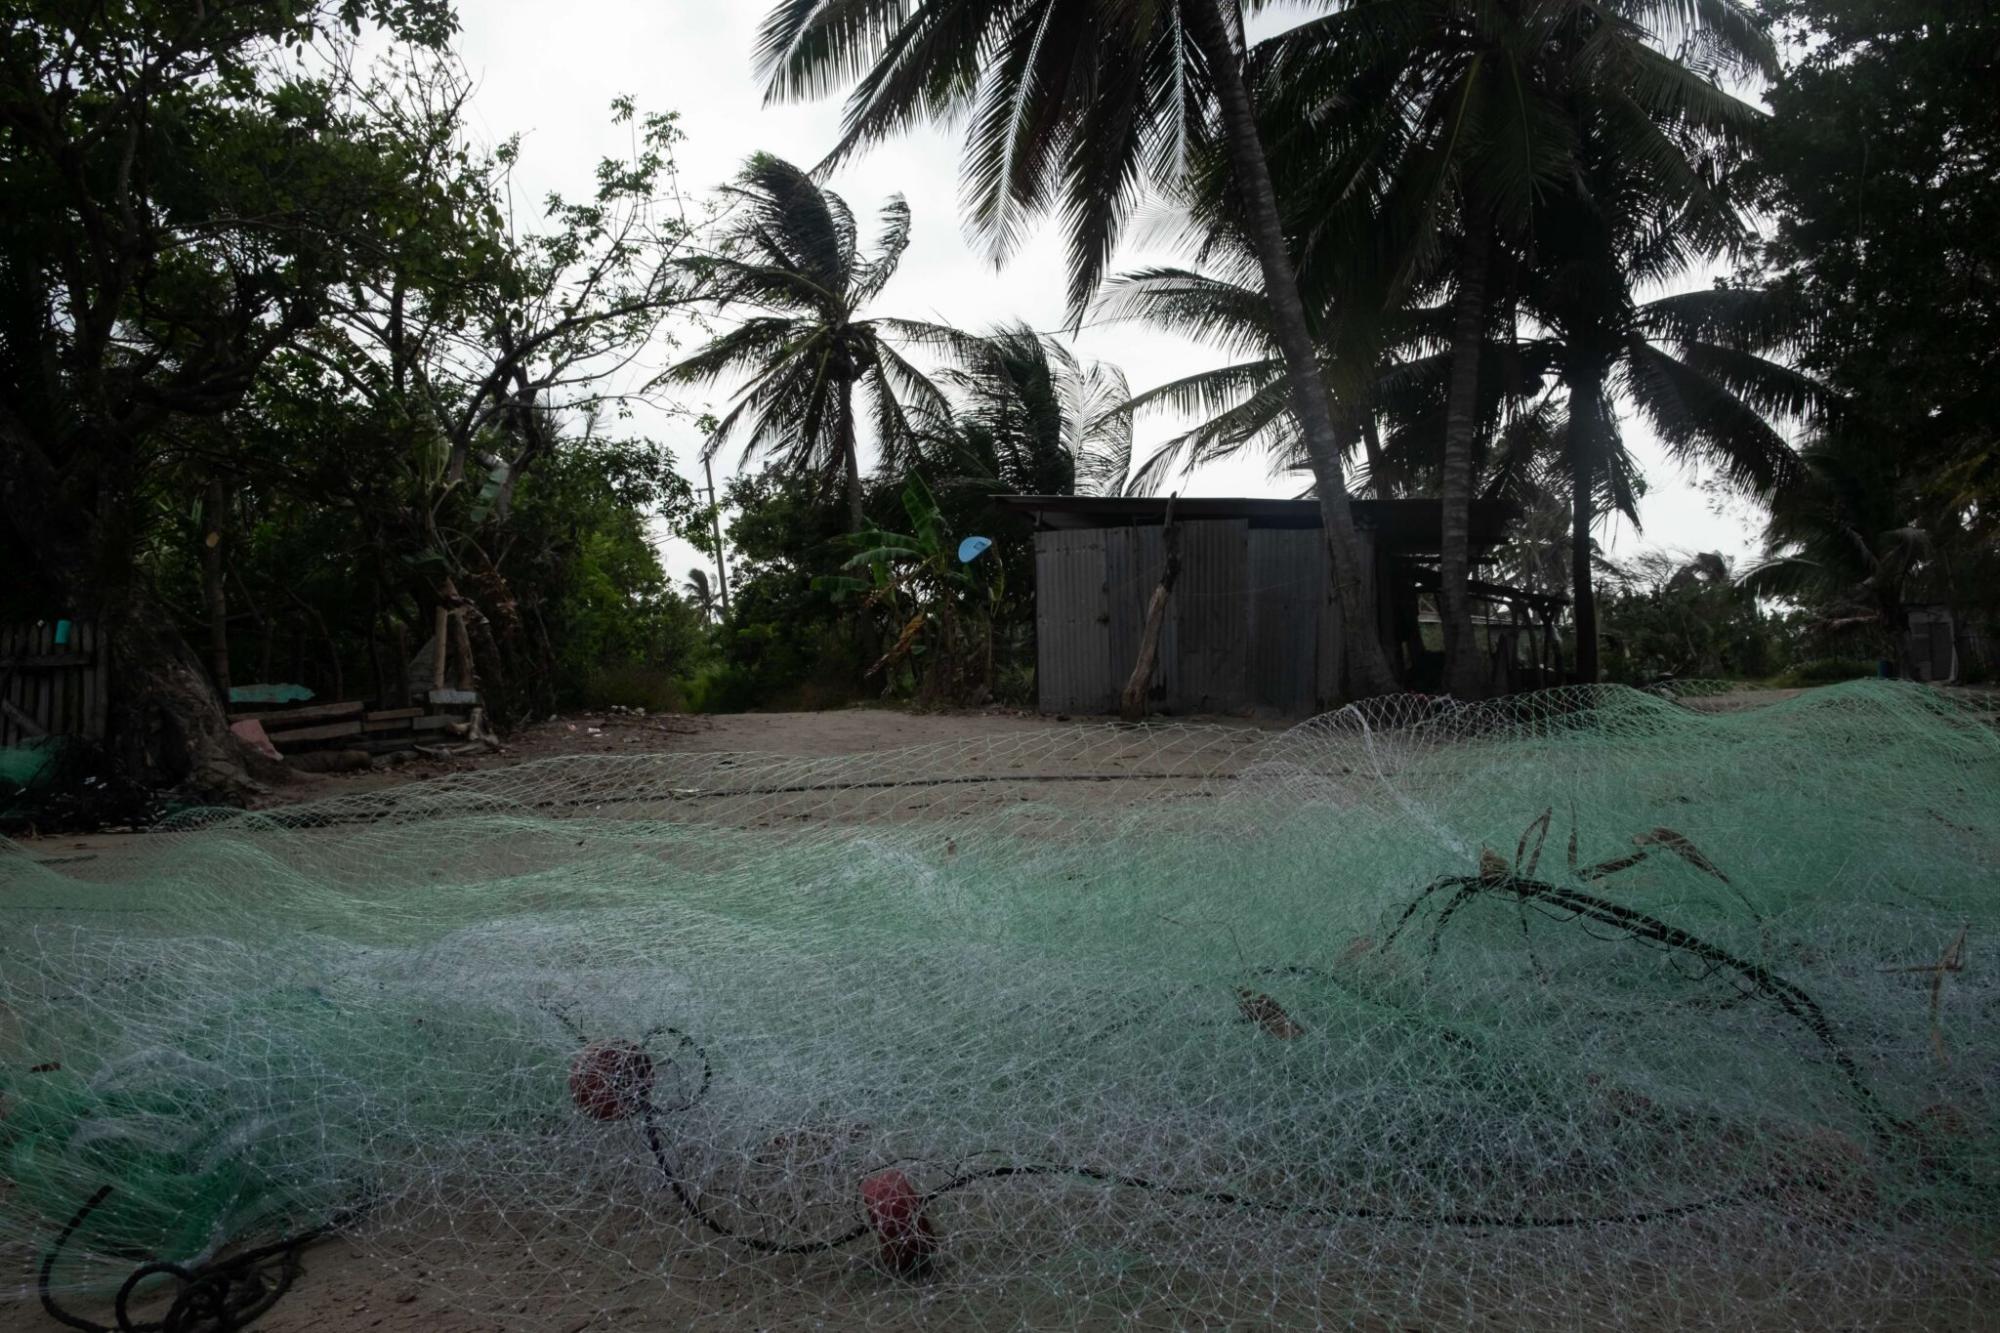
[{"xmin": 2, "ymin": 683, "xmax": 1995, "ymax": 1330}]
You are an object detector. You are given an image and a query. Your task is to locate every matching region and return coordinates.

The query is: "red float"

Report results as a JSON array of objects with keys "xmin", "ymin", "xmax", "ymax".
[
  {"xmin": 567, "ymin": 1041, "xmax": 655, "ymax": 1121},
  {"xmin": 860, "ymin": 1168, "xmax": 938, "ymax": 1277}
]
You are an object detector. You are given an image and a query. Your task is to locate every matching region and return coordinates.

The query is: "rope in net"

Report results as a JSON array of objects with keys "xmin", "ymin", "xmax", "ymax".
[{"xmin": 2, "ymin": 683, "xmax": 1995, "ymax": 1330}]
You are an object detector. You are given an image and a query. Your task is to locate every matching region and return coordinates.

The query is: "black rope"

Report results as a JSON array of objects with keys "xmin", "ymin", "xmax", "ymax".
[
  {"xmin": 187, "ymin": 771, "xmax": 1219, "ymax": 834},
  {"xmin": 625, "ymin": 1025, "xmax": 1760, "ymax": 1267},
  {"xmin": 37, "ymin": 1186, "xmax": 353, "ymax": 1333},
  {"xmin": 1384, "ymin": 872, "xmax": 1896, "ymax": 1147}
]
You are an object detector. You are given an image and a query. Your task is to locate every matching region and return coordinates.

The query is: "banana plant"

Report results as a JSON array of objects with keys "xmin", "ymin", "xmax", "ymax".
[{"xmin": 814, "ymin": 472, "xmax": 1002, "ymax": 702}]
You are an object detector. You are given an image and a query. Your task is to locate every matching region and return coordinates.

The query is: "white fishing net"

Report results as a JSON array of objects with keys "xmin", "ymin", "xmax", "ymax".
[{"xmin": 2, "ymin": 683, "xmax": 1995, "ymax": 1331}]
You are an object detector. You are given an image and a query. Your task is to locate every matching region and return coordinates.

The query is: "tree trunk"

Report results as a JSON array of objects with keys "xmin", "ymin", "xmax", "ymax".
[
  {"xmin": 115, "ymin": 590, "xmax": 267, "ymax": 795},
  {"xmin": 431, "ymin": 602, "xmax": 450, "ymax": 693},
  {"xmin": 705, "ymin": 455, "xmax": 732, "ymax": 617},
  {"xmin": 1439, "ymin": 224, "xmax": 1492, "ymax": 701},
  {"xmin": 450, "ymin": 606, "xmax": 477, "ymax": 693},
  {"xmin": 1182, "ymin": 0, "xmax": 1398, "ymax": 698},
  {"xmin": 201, "ymin": 477, "xmax": 232, "ymax": 699},
  {"xmin": 838, "ymin": 378, "xmax": 881, "ymax": 685},
  {"xmin": 840, "ymin": 378, "xmax": 865, "ymax": 532},
  {"xmin": 0, "ymin": 420, "xmax": 257, "ymax": 796},
  {"xmin": 1121, "ymin": 496, "xmax": 1181, "ymax": 722},
  {"xmin": 1568, "ymin": 382, "xmax": 1604, "ymax": 684}
]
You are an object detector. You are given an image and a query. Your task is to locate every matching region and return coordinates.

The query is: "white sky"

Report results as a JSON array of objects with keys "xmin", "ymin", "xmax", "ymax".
[{"xmin": 448, "ymin": 1, "xmax": 1770, "ymax": 586}]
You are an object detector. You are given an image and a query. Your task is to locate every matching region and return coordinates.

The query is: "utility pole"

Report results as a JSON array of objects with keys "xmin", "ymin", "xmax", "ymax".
[{"xmin": 704, "ymin": 455, "xmax": 731, "ymax": 618}]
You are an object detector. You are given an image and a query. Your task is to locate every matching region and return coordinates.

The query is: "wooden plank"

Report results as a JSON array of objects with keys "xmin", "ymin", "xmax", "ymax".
[
  {"xmin": 363, "ymin": 716, "xmax": 416, "ymax": 733},
  {"xmin": 77, "ymin": 622, "xmax": 95, "ymax": 743},
  {"xmin": 1, "ymin": 697, "xmax": 48, "ymax": 737},
  {"xmin": 14, "ymin": 622, "xmax": 33, "ymax": 745},
  {"xmin": 1, "ymin": 623, "xmax": 15, "ymax": 745},
  {"xmin": 428, "ymin": 688, "xmax": 478, "ymax": 707},
  {"xmin": 230, "ymin": 699, "xmax": 364, "ymax": 726},
  {"xmin": 267, "ymin": 719, "xmax": 363, "ymax": 746},
  {"xmin": 0, "ymin": 651, "xmax": 94, "ymax": 669},
  {"xmin": 18, "ymin": 623, "xmax": 36, "ymax": 742},
  {"xmin": 411, "ymin": 714, "xmax": 463, "ymax": 733},
  {"xmin": 363, "ymin": 707, "xmax": 424, "ymax": 722},
  {"xmin": 91, "ymin": 621, "xmax": 110, "ymax": 742},
  {"xmin": 51, "ymin": 622, "xmax": 70, "ymax": 738},
  {"xmin": 35, "ymin": 622, "xmax": 53, "ymax": 740}
]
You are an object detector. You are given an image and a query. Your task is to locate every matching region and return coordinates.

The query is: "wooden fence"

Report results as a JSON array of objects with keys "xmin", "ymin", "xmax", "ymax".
[{"xmin": 0, "ymin": 621, "xmax": 109, "ymax": 746}]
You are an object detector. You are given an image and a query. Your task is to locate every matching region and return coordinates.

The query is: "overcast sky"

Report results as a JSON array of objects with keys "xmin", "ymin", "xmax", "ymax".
[{"xmin": 446, "ymin": 2, "xmax": 1771, "ymax": 586}]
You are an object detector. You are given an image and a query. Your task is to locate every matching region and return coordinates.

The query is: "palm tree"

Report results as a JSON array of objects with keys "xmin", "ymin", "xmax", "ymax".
[
  {"xmin": 1102, "ymin": 263, "xmax": 1817, "ymax": 668},
  {"xmin": 1250, "ymin": 0, "xmax": 1776, "ymax": 693},
  {"xmin": 927, "ymin": 323, "xmax": 1138, "ymax": 497},
  {"xmin": 1741, "ymin": 430, "xmax": 1933, "ymax": 675},
  {"xmin": 684, "ymin": 568, "xmax": 718, "ymax": 622},
  {"xmin": 670, "ymin": 154, "xmax": 953, "ymax": 530},
  {"xmin": 1095, "ymin": 261, "xmax": 1541, "ymax": 499},
  {"xmin": 754, "ymin": 0, "xmax": 1401, "ymax": 696}
]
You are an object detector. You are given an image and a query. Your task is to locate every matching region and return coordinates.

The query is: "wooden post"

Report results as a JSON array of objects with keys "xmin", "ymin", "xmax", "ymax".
[
  {"xmin": 35, "ymin": 621, "xmax": 52, "ymax": 737},
  {"xmin": 705, "ymin": 455, "xmax": 732, "ymax": 618},
  {"xmin": 202, "ymin": 477, "xmax": 232, "ymax": 698},
  {"xmin": 431, "ymin": 602, "xmax": 450, "ymax": 694},
  {"xmin": 450, "ymin": 607, "xmax": 476, "ymax": 693},
  {"xmin": 91, "ymin": 621, "xmax": 109, "ymax": 741},
  {"xmin": 1119, "ymin": 494, "xmax": 1180, "ymax": 723}
]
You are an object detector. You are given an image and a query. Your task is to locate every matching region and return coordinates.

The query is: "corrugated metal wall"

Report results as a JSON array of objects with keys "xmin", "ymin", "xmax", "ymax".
[
  {"xmin": 1035, "ymin": 529, "xmax": 1113, "ymax": 713},
  {"xmin": 1248, "ymin": 529, "xmax": 1324, "ymax": 715},
  {"xmin": 1104, "ymin": 526, "xmax": 1174, "ymax": 710},
  {"xmin": 1037, "ymin": 525, "xmax": 1356, "ymax": 716}
]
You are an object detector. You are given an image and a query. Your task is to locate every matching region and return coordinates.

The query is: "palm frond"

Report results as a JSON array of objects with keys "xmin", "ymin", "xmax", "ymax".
[
  {"xmin": 756, "ymin": 0, "xmax": 919, "ymax": 104},
  {"xmin": 1618, "ymin": 339, "xmax": 1800, "ymax": 495}
]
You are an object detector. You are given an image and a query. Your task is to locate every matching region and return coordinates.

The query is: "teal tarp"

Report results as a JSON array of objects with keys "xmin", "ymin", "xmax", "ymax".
[{"xmin": 0, "ymin": 741, "xmax": 60, "ymax": 789}]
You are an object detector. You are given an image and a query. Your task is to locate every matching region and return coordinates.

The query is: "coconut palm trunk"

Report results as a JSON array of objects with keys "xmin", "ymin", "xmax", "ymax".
[
  {"xmin": 1182, "ymin": 0, "xmax": 1398, "ymax": 697},
  {"xmin": 1439, "ymin": 223, "xmax": 1492, "ymax": 699},
  {"xmin": 1566, "ymin": 377, "xmax": 1607, "ymax": 683},
  {"xmin": 839, "ymin": 375, "xmax": 864, "ymax": 531}
]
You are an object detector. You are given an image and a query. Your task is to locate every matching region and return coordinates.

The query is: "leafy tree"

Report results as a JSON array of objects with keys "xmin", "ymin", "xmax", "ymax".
[
  {"xmin": 505, "ymin": 434, "xmax": 705, "ymax": 710},
  {"xmin": 695, "ymin": 470, "xmax": 867, "ymax": 711},
  {"xmin": 260, "ymin": 69, "xmax": 703, "ymax": 725},
  {"xmin": 670, "ymin": 154, "xmax": 953, "ymax": 530},
  {"xmin": 753, "ymin": 0, "xmax": 1401, "ymax": 695},
  {"xmin": 1600, "ymin": 548, "xmax": 1782, "ymax": 681},
  {"xmin": 0, "ymin": 0, "xmax": 457, "ymax": 791},
  {"xmin": 1749, "ymin": 0, "xmax": 2000, "ymax": 633}
]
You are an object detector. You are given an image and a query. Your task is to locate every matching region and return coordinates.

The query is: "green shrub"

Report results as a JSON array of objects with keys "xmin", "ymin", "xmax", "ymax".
[
  {"xmin": 1770, "ymin": 657, "xmax": 1877, "ymax": 688},
  {"xmin": 993, "ymin": 662, "xmax": 1036, "ymax": 707},
  {"xmin": 677, "ymin": 662, "xmax": 756, "ymax": 714},
  {"xmin": 581, "ymin": 665, "xmax": 687, "ymax": 713}
]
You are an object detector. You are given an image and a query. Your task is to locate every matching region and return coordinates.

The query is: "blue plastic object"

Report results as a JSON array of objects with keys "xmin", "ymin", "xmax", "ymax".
[{"xmin": 958, "ymin": 536, "xmax": 993, "ymax": 564}]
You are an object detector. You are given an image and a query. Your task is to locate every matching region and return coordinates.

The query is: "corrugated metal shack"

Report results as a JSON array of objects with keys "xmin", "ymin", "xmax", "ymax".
[{"xmin": 1002, "ymin": 496, "xmax": 1553, "ymax": 716}]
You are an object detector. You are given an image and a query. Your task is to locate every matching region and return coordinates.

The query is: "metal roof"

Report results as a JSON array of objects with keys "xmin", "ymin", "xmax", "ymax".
[{"xmin": 995, "ymin": 495, "xmax": 1512, "ymax": 554}]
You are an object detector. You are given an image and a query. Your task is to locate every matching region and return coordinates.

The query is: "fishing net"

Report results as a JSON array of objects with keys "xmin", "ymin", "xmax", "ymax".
[{"xmin": 2, "ymin": 682, "xmax": 1996, "ymax": 1331}]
